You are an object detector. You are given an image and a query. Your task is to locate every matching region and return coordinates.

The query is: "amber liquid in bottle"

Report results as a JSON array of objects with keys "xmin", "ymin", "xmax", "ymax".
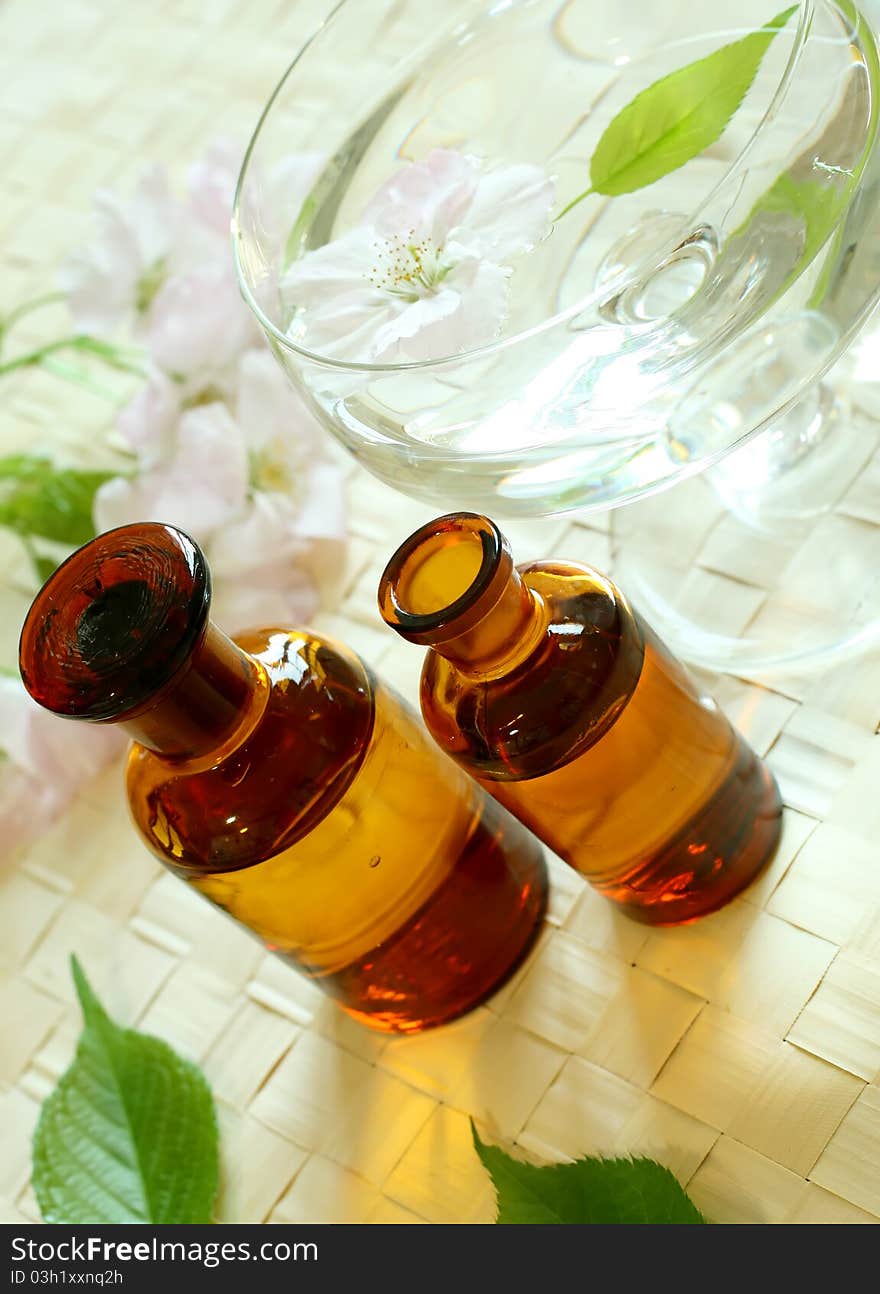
[
  {"xmin": 19, "ymin": 522, "xmax": 547, "ymax": 1032},
  {"xmin": 379, "ymin": 513, "xmax": 782, "ymax": 926}
]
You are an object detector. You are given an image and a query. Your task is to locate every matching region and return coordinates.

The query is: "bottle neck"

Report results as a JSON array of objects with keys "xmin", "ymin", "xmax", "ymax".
[
  {"xmin": 18, "ymin": 523, "xmax": 272, "ymax": 762},
  {"xmin": 378, "ymin": 512, "xmax": 549, "ymax": 680},
  {"xmin": 121, "ymin": 622, "xmax": 269, "ymax": 762},
  {"xmin": 433, "ymin": 564, "xmax": 548, "ymax": 679}
]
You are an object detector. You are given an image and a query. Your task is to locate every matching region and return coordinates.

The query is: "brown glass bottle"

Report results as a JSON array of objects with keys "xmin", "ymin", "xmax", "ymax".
[
  {"xmin": 19, "ymin": 522, "xmax": 547, "ymax": 1032},
  {"xmin": 379, "ymin": 512, "xmax": 782, "ymax": 926}
]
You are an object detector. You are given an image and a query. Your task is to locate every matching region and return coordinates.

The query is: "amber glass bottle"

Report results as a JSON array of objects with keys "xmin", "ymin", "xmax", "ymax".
[
  {"xmin": 379, "ymin": 512, "xmax": 782, "ymax": 926},
  {"xmin": 19, "ymin": 522, "xmax": 547, "ymax": 1032}
]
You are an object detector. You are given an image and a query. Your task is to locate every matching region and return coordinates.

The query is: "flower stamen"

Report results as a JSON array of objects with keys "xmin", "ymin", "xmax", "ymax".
[{"xmin": 365, "ymin": 229, "xmax": 450, "ymax": 301}]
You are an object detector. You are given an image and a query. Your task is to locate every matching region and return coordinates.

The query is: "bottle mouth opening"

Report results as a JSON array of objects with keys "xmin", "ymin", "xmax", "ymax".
[
  {"xmin": 378, "ymin": 512, "xmax": 510, "ymax": 645},
  {"xmin": 18, "ymin": 522, "xmax": 211, "ymax": 723}
]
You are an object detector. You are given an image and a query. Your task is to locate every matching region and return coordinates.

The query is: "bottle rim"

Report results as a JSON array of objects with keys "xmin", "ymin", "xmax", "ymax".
[
  {"xmin": 18, "ymin": 522, "xmax": 211, "ymax": 724},
  {"xmin": 378, "ymin": 511, "xmax": 514, "ymax": 645}
]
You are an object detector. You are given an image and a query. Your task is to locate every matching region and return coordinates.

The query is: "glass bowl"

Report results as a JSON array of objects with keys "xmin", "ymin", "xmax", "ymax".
[{"xmin": 234, "ymin": 0, "xmax": 880, "ymax": 671}]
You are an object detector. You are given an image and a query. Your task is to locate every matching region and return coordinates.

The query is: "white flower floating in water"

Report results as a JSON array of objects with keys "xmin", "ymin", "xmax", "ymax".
[{"xmin": 282, "ymin": 148, "xmax": 555, "ymax": 364}]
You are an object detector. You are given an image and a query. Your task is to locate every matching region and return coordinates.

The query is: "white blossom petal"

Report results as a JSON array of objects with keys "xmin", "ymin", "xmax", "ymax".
[
  {"xmin": 94, "ymin": 402, "xmax": 249, "ymax": 541},
  {"xmin": 147, "ymin": 264, "xmax": 258, "ymax": 377},
  {"xmin": 188, "ymin": 136, "xmax": 244, "ymax": 237},
  {"xmin": 289, "ymin": 462, "xmax": 348, "ymax": 600},
  {"xmin": 291, "ymin": 460, "xmax": 348, "ymax": 547},
  {"xmin": 211, "ymin": 568, "xmax": 319, "ymax": 637},
  {"xmin": 211, "ymin": 352, "xmax": 347, "ymax": 626},
  {"xmin": 388, "ymin": 260, "xmax": 510, "ymax": 361},
  {"xmin": 288, "ymin": 288, "xmax": 404, "ymax": 362},
  {"xmin": 60, "ymin": 194, "xmax": 144, "ymax": 335},
  {"xmin": 282, "ymin": 225, "xmax": 381, "ymax": 303},
  {"xmin": 130, "ymin": 165, "xmax": 179, "ymax": 267},
  {"xmin": 234, "ymin": 348, "xmax": 320, "ymax": 454},
  {"xmin": 60, "ymin": 165, "xmax": 178, "ymax": 335},
  {"xmin": 441, "ymin": 258, "xmax": 512, "ymax": 350},
  {"xmin": 0, "ymin": 676, "xmax": 123, "ymax": 860},
  {"xmin": 208, "ymin": 493, "xmax": 322, "ymax": 633},
  {"xmin": 363, "ymin": 149, "xmax": 478, "ymax": 243},
  {"xmin": 116, "ymin": 367, "xmax": 181, "ymax": 466},
  {"xmin": 0, "ymin": 766, "xmax": 51, "ymax": 857},
  {"xmin": 209, "ymin": 491, "xmax": 304, "ymax": 576},
  {"xmin": 233, "ymin": 352, "xmax": 346, "ymax": 524},
  {"xmin": 280, "ymin": 150, "xmax": 551, "ymax": 363},
  {"xmin": 451, "ymin": 163, "xmax": 555, "ymax": 260},
  {"xmin": 370, "ymin": 286, "xmax": 463, "ymax": 362},
  {"xmin": 229, "ymin": 355, "xmax": 347, "ymax": 563}
]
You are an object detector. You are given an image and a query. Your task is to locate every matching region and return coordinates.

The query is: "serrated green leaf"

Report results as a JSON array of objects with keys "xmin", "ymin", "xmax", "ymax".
[
  {"xmin": 0, "ymin": 454, "xmax": 114, "ymax": 547},
  {"xmin": 587, "ymin": 6, "xmax": 797, "ymax": 199},
  {"xmin": 472, "ymin": 1122, "xmax": 706, "ymax": 1224},
  {"xmin": 32, "ymin": 956, "xmax": 219, "ymax": 1224}
]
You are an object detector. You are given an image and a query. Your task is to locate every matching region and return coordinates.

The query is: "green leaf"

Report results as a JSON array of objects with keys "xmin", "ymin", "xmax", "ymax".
[
  {"xmin": 31, "ymin": 552, "xmax": 60, "ymax": 584},
  {"xmin": 472, "ymin": 1122, "xmax": 706, "ymax": 1224},
  {"xmin": 32, "ymin": 956, "xmax": 219, "ymax": 1224},
  {"xmin": 585, "ymin": 6, "xmax": 797, "ymax": 200},
  {"xmin": 0, "ymin": 454, "xmax": 115, "ymax": 547},
  {"xmin": 751, "ymin": 172, "xmax": 849, "ymax": 275}
]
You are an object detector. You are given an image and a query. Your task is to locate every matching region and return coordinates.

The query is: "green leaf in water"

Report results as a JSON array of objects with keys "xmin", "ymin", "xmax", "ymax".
[
  {"xmin": 0, "ymin": 454, "xmax": 115, "ymax": 548},
  {"xmin": 472, "ymin": 1122, "xmax": 706, "ymax": 1224},
  {"xmin": 559, "ymin": 6, "xmax": 798, "ymax": 215},
  {"xmin": 724, "ymin": 2, "xmax": 877, "ymax": 317},
  {"xmin": 750, "ymin": 172, "xmax": 850, "ymax": 272},
  {"xmin": 32, "ymin": 957, "xmax": 220, "ymax": 1224}
]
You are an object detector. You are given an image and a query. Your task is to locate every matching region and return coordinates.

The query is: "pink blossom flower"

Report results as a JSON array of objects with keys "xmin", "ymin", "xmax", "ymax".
[
  {"xmin": 60, "ymin": 165, "xmax": 178, "ymax": 337},
  {"xmin": 0, "ymin": 675, "xmax": 123, "ymax": 860},
  {"xmin": 189, "ymin": 136, "xmax": 326, "ymax": 240},
  {"xmin": 146, "ymin": 262, "xmax": 258, "ymax": 378},
  {"xmin": 208, "ymin": 492, "xmax": 326, "ymax": 630},
  {"xmin": 63, "ymin": 138, "xmax": 331, "ymax": 386},
  {"xmin": 115, "ymin": 367, "xmax": 180, "ymax": 466},
  {"xmin": 95, "ymin": 400, "xmax": 249, "ymax": 543},
  {"xmin": 187, "ymin": 136, "xmax": 244, "ymax": 237},
  {"xmin": 59, "ymin": 136, "xmax": 347, "ymax": 642},
  {"xmin": 94, "ymin": 349, "xmax": 346, "ymax": 635},
  {"xmin": 61, "ymin": 142, "xmax": 257, "ymax": 379},
  {"xmin": 282, "ymin": 148, "xmax": 554, "ymax": 363}
]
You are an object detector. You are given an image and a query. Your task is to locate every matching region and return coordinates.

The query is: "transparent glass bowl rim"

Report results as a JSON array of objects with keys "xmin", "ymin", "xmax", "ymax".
[{"xmin": 231, "ymin": 0, "xmax": 812, "ymax": 374}]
